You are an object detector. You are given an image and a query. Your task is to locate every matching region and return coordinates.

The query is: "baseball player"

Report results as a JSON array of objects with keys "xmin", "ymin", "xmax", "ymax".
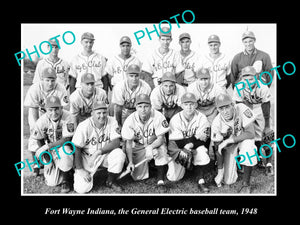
[
  {"xmin": 211, "ymin": 93, "xmax": 257, "ymax": 193},
  {"xmin": 29, "ymin": 96, "xmax": 76, "ymax": 193},
  {"xmin": 187, "ymin": 68, "xmax": 226, "ymax": 124},
  {"xmin": 231, "ymin": 30, "xmax": 274, "ymax": 86},
  {"xmin": 69, "ymin": 32, "xmax": 107, "ymax": 94},
  {"xmin": 141, "ymin": 27, "xmax": 185, "ymax": 88},
  {"xmin": 105, "ymin": 36, "xmax": 143, "ymax": 88},
  {"xmin": 112, "ymin": 64, "xmax": 151, "ymax": 127},
  {"xmin": 166, "ymin": 92, "xmax": 211, "ymax": 193},
  {"xmin": 233, "ymin": 66, "xmax": 273, "ymax": 175},
  {"xmin": 178, "ymin": 33, "xmax": 201, "ymax": 87},
  {"xmin": 201, "ymin": 35, "xmax": 231, "ymax": 90},
  {"xmin": 33, "ymin": 39, "xmax": 70, "ymax": 90},
  {"xmin": 121, "ymin": 94, "xmax": 170, "ymax": 186},
  {"xmin": 69, "ymin": 73, "xmax": 108, "ymax": 124},
  {"xmin": 72, "ymin": 101, "xmax": 126, "ymax": 193},
  {"xmin": 150, "ymin": 71, "xmax": 186, "ymax": 122}
]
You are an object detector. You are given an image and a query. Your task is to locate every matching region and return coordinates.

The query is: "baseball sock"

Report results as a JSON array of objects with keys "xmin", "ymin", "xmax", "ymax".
[
  {"xmin": 242, "ymin": 166, "xmax": 253, "ymax": 185},
  {"xmin": 194, "ymin": 165, "xmax": 205, "ymax": 183},
  {"xmin": 106, "ymin": 172, "xmax": 119, "ymax": 185},
  {"xmin": 156, "ymin": 165, "xmax": 168, "ymax": 181}
]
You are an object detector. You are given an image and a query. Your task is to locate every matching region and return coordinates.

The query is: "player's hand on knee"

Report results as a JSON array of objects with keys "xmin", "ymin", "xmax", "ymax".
[
  {"xmin": 127, "ymin": 161, "xmax": 135, "ymax": 172},
  {"xmin": 145, "ymin": 145, "xmax": 154, "ymax": 160}
]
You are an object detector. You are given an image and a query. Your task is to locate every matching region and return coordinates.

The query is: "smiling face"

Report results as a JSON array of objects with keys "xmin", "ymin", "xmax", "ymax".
[
  {"xmin": 243, "ymin": 37, "xmax": 256, "ymax": 53},
  {"xmin": 92, "ymin": 108, "xmax": 108, "ymax": 126},
  {"xmin": 181, "ymin": 101, "xmax": 197, "ymax": 118},
  {"xmin": 46, "ymin": 107, "xmax": 63, "ymax": 122},
  {"xmin": 81, "ymin": 38, "xmax": 94, "ymax": 53},
  {"xmin": 120, "ymin": 42, "xmax": 131, "ymax": 57},
  {"xmin": 208, "ymin": 42, "xmax": 220, "ymax": 55}
]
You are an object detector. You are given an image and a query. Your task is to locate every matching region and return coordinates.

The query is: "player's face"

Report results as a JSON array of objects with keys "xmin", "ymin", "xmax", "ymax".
[
  {"xmin": 136, "ymin": 103, "xmax": 151, "ymax": 120},
  {"xmin": 243, "ymin": 38, "xmax": 255, "ymax": 52},
  {"xmin": 49, "ymin": 44, "xmax": 59, "ymax": 57},
  {"xmin": 92, "ymin": 109, "xmax": 108, "ymax": 125},
  {"xmin": 199, "ymin": 78, "xmax": 210, "ymax": 89},
  {"xmin": 46, "ymin": 107, "xmax": 63, "ymax": 122},
  {"xmin": 208, "ymin": 42, "xmax": 220, "ymax": 54},
  {"xmin": 42, "ymin": 78, "xmax": 56, "ymax": 91},
  {"xmin": 127, "ymin": 73, "xmax": 140, "ymax": 87},
  {"xmin": 179, "ymin": 38, "xmax": 191, "ymax": 51},
  {"xmin": 81, "ymin": 39, "xmax": 94, "ymax": 52},
  {"xmin": 242, "ymin": 75, "xmax": 256, "ymax": 90},
  {"xmin": 159, "ymin": 36, "xmax": 172, "ymax": 49},
  {"xmin": 120, "ymin": 43, "xmax": 131, "ymax": 57},
  {"xmin": 161, "ymin": 81, "xmax": 176, "ymax": 95},
  {"xmin": 181, "ymin": 102, "xmax": 197, "ymax": 117},
  {"xmin": 218, "ymin": 104, "xmax": 234, "ymax": 121},
  {"xmin": 81, "ymin": 82, "xmax": 95, "ymax": 96}
]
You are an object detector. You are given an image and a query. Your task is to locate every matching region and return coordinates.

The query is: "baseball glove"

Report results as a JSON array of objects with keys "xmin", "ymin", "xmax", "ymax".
[
  {"xmin": 175, "ymin": 148, "xmax": 193, "ymax": 170},
  {"xmin": 262, "ymin": 129, "xmax": 275, "ymax": 145}
]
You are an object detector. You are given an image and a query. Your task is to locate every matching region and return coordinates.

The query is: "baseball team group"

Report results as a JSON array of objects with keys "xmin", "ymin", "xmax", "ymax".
[{"xmin": 23, "ymin": 27, "xmax": 275, "ymax": 194}]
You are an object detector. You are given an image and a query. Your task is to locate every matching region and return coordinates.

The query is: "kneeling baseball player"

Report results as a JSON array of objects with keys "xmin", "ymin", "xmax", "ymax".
[
  {"xmin": 167, "ymin": 92, "xmax": 211, "ymax": 193},
  {"xmin": 72, "ymin": 101, "xmax": 126, "ymax": 194},
  {"xmin": 121, "ymin": 94, "xmax": 171, "ymax": 186},
  {"xmin": 211, "ymin": 93, "xmax": 257, "ymax": 193}
]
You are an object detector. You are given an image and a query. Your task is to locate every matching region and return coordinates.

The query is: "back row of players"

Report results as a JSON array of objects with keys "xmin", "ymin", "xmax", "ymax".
[{"xmin": 24, "ymin": 28, "xmax": 274, "ymax": 194}]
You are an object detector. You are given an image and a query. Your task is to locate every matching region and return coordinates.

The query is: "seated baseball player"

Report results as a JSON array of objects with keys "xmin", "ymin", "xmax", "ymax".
[
  {"xmin": 121, "ymin": 94, "xmax": 170, "ymax": 186},
  {"xmin": 28, "ymin": 96, "xmax": 76, "ymax": 193},
  {"xmin": 211, "ymin": 93, "xmax": 257, "ymax": 193},
  {"xmin": 166, "ymin": 92, "xmax": 211, "ymax": 193},
  {"xmin": 232, "ymin": 66, "xmax": 273, "ymax": 175},
  {"xmin": 69, "ymin": 72, "xmax": 108, "ymax": 124},
  {"xmin": 72, "ymin": 101, "xmax": 126, "ymax": 194},
  {"xmin": 150, "ymin": 71, "xmax": 186, "ymax": 122}
]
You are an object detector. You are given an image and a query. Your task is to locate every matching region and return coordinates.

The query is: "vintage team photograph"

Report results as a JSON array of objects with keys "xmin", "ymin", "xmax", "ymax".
[{"xmin": 20, "ymin": 23, "xmax": 276, "ymax": 195}]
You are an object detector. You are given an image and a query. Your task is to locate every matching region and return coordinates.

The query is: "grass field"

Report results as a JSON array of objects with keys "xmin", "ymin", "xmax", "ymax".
[{"xmin": 21, "ymin": 72, "xmax": 275, "ymax": 195}]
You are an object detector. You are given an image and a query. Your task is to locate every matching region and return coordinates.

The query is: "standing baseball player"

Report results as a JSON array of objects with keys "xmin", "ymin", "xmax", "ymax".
[
  {"xmin": 201, "ymin": 35, "xmax": 231, "ymax": 90},
  {"xmin": 105, "ymin": 36, "xmax": 142, "ymax": 88},
  {"xmin": 150, "ymin": 71, "xmax": 186, "ymax": 122},
  {"xmin": 233, "ymin": 66, "xmax": 273, "ymax": 175},
  {"xmin": 141, "ymin": 27, "xmax": 185, "ymax": 88},
  {"xmin": 33, "ymin": 39, "xmax": 70, "ymax": 90},
  {"xmin": 231, "ymin": 30, "xmax": 274, "ymax": 86},
  {"xmin": 121, "ymin": 94, "xmax": 170, "ymax": 186},
  {"xmin": 178, "ymin": 33, "xmax": 201, "ymax": 87},
  {"xmin": 29, "ymin": 96, "xmax": 76, "ymax": 193},
  {"xmin": 187, "ymin": 68, "xmax": 226, "ymax": 124},
  {"xmin": 211, "ymin": 93, "xmax": 257, "ymax": 193},
  {"xmin": 69, "ymin": 32, "xmax": 107, "ymax": 94},
  {"xmin": 69, "ymin": 73, "xmax": 108, "ymax": 124},
  {"xmin": 166, "ymin": 92, "xmax": 211, "ymax": 193},
  {"xmin": 112, "ymin": 64, "xmax": 151, "ymax": 127},
  {"xmin": 72, "ymin": 101, "xmax": 126, "ymax": 193}
]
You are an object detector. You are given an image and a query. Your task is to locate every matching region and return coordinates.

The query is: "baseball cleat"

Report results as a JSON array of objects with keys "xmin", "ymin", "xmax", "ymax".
[
  {"xmin": 157, "ymin": 180, "xmax": 165, "ymax": 186},
  {"xmin": 214, "ymin": 168, "xmax": 224, "ymax": 187},
  {"xmin": 265, "ymin": 163, "xmax": 274, "ymax": 176},
  {"xmin": 106, "ymin": 181, "xmax": 124, "ymax": 192},
  {"xmin": 198, "ymin": 183, "xmax": 210, "ymax": 193}
]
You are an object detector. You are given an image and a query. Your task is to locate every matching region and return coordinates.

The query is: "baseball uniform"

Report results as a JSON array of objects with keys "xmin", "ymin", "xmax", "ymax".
[
  {"xmin": 180, "ymin": 51, "xmax": 201, "ymax": 86},
  {"xmin": 142, "ymin": 48, "xmax": 185, "ymax": 86},
  {"xmin": 121, "ymin": 109, "xmax": 170, "ymax": 180},
  {"xmin": 69, "ymin": 52, "xmax": 107, "ymax": 89},
  {"xmin": 69, "ymin": 87, "xmax": 108, "ymax": 124},
  {"xmin": 211, "ymin": 103, "xmax": 257, "ymax": 185},
  {"xmin": 72, "ymin": 116, "xmax": 126, "ymax": 194}
]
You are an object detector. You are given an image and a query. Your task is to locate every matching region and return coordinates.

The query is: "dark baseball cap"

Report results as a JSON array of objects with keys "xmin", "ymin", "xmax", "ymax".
[
  {"xmin": 179, "ymin": 33, "xmax": 191, "ymax": 41},
  {"xmin": 42, "ymin": 67, "xmax": 57, "ymax": 79},
  {"xmin": 160, "ymin": 72, "xmax": 176, "ymax": 83},
  {"xmin": 81, "ymin": 73, "xmax": 95, "ymax": 83},
  {"xmin": 127, "ymin": 64, "xmax": 141, "ymax": 74},
  {"xmin": 135, "ymin": 94, "xmax": 151, "ymax": 105},
  {"xmin": 81, "ymin": 32, "xmax": 95, "ymax": 41},
  {"xmin": 120, "ymin": 36, "xmax": 131, "ymax": 45},
  {"xmin": 92, "ymin": 101, "xmax": 108, "ymax": 110},
  {"xmin": 45, "ymin": 96, "xmax": 61, "ymax": 108}
]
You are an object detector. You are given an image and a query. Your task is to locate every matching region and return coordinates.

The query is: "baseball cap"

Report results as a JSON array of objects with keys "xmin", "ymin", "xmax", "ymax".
[
  {"xmin": 120, "ymin": 36, "xmax": 131, "ymax": 45},
  {"xmin": 160, "ymin": 72, "xmax": 176, "ymax": 83},
  {"xmin": 179, "ymin": 33, "xmax": 191, "ymax": 41},
  {"xmin": 208, "ymin": 34, "xmax": 220, "ymax": 43},
  {"xmin": 135, "ymin": 94, "xmax": 151, "ymax": 105},
  {"xmin": 42, "ymin": 67, "xmax": 57, "ymax": 79},
  {"xmin": 127, "ymin": 64, "xmax": 141, "ymax": 74},
  {"xmin": 48, "ymin": 38, "xmax": 59, "ymax": 46},
  {"xmin": 159, "ymin": 27, "xmax": 172, "ymax": 37},
  {"xmin": 242, "ymin": 30, "xmax": 256, "ymax": 41},
  {"xmin": 45, "ymin": 96, "xmax": 61, "ymax": 108},
  {"xmin": 181, "ymin": 92, "xmax": 197, "ymax": 103},
  {"xmin": 81, "ymin": 73, "xmax": 95, "ymax": 83},
  {"xmin": 81, "ymin": 32, "xmax": 95, "ymax": 41},
  {"xmin": 215, "ymin": 93, "xmax": 232, "ymax": 108},
  {"xmin": 197, "ymin": 68, "xmax": 211, "ymax": 79},
  {"xmin": 241, "ymin": 66, "xmax": 256, "ymax": 76},
  {"xmin": 92, "ymin": 101, "xmax": 108, "ymax": 110}
]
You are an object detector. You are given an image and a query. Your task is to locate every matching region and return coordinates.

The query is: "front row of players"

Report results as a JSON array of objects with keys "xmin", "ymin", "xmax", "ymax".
[{"xmin": 27, "ymin": 64, "xmax": 272, "ymax": 194}]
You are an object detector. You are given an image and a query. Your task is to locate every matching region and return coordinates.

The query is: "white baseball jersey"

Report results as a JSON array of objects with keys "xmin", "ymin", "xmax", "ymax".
[
  {"xmin": 72, "ymin": 116, "xmax": 121, "ymax": 156},
  {"xmin": 121, "ymin": 109, "xmax": 169, "ymax": 148},
  {"xmin": 150, "ymin": 83, "xmax": 186, "ymax": 110},
  {"xmin": 24, "ymin": 82, "xmax": 69, "ymax": 115},
  {"xmin": 69, "ymin": 87, "xmax": 108, "ymax": 123},
  {"xmin": 180, "ymin": 51, "xmax": 201, "ymax": 85},
  {"xmin": 201, "ymin": 53, "xmax": 231, "ymax": 88},
  {"xmin": 33, "ymin": 57, "xmax": 70, "ymax": 88},
  {"xmin": 69, "ymin": 52, "xmax": 107, "ymax": 88},
  {"xmin": 169, "ymin": 110, "xmax": 210, "ymax": 141},
  {"xmin": 105, "ymin": 54, "xmax": 142, "ymax": 86},
  {"xmin": 142, "ymin": 48, "xmax": 185, "ymax": 86}
]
